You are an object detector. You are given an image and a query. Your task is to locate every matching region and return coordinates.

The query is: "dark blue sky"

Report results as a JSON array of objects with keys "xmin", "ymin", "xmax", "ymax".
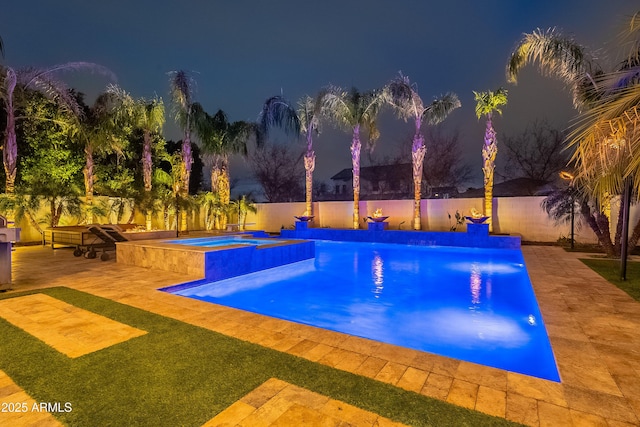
[{"xmin": 2, "ymin": 1, "xmax": 638, "ymax": 190}]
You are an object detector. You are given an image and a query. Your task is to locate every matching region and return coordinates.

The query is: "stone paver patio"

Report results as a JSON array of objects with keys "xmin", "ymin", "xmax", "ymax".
[{"xmin": 0, "ymin": 243, "xmax": 639, "ymax": 426}]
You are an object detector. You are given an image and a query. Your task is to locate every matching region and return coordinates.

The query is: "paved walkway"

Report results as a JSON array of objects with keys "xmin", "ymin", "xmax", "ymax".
[{"xmin": 0, "ymin": 244, "xmax": 639, "ymax": 426}]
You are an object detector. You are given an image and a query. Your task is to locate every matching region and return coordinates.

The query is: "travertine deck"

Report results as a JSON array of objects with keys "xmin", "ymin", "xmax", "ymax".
[
  {"xmin": 0, "ymin": 370, "xmax": 63, "ymax": 427},
  {"xmin": 0, "ymin": 293, "xmax": 146, "ymax": 358},
  {"xmin": 1, "ymin": 244, "xmax": 639, "ymax": 426},
  {"xmin": 205, "ymin": 378, "xmax": 408, "ymax": 426}
]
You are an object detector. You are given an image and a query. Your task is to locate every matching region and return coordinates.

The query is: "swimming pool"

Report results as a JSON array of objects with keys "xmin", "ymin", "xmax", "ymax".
[
  {"xmin": 164, "ymin": 236, "xmax": 284, "ymax": 247},
  {"xmin": 170, "ymin": 240, "xmax": 560, "ymax": 381}
]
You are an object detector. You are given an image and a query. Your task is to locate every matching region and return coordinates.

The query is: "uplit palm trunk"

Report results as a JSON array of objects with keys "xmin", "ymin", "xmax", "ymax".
[
  {"xmin": 304, "ymin": 129, "xmax": 315, "ymax": 217},
  {"xmin": 412, "ymin": 119, "xmax": 425, "ymax": 230},
  {"xmin": 180, "ymin": 130, "xmax": 192, "ymax": 232},
  {"xmin": 83, "ymin": 146, "xmax": 95, "ymax": 224},
  {"xmin": 219, "ymin": 156, "xmax": 231, "ymax": 231},
  {"xmin": 3, "ymin": 69, "xmax": 17, "ymax": 195},
  {"xmin": 142, "ymin": 131, "xmax": 153, "ymax": 230},
  {"xmin": 482, "ymin": 115, "xmax": 497, "ymax": 232},
  {"xmin": 351, "ymin": 125, "xmax": 361, "ymax": 229}
]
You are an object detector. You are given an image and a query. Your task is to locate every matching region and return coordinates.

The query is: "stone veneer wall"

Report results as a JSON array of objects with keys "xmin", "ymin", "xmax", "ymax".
[
  {"xmin": 117, "ymin": 238, "xmax": 315, "ymax": 285},
  {"xmin": 117, "ymin": 242, "xmax": 205, "ymax": 278}
]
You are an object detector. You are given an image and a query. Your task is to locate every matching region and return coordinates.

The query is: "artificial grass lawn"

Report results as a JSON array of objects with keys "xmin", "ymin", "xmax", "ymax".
[
  {"xmin": 0, "ymin": 287, "xmax": 522, "ymax": 426},
  {"xmin": 580, "ymin": 258, "xmax": 640, "ymax": 301}
]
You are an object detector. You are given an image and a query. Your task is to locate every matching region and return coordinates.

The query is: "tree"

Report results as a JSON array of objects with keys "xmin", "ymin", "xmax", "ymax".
[
  {"xmin": 474, "ymin": 88, "xmax": 508, "ymax": 232},
  {"xmin": 198, "ymin": 191, "xmax": 225, "ymax": 231},
  {"xmin": 1, "ymin": 62, "xmax": 113, "ymax": 194},
  {"xmin": 70, "ymin": 87, "xmax": 132, "ymax": 224},
  {"xmin": 250, "ymin": 143, "xmax": 304, "ymax": 203},
  {"xmin": 105, "ymin": 87, "xmax": 165, "ymax": 229},
  {"xmin": 18, "ymin": 92, "xmax": 84, "ymax": 227},
  {"xmin": 168, "ymin": 70, "xmax": 197, "ymax": 231},
  {"xmin": 500, "ymin": 119, "xmax": 571, "ymax": 181},
  {"xmin": 231, "ymin": 195, "xmax": 257, "ymax": 230},
  {"xmin": 319, "ymin": 86, "xmax": 386, "ymax": 229},
  {"xmin": 195, "ymin": 108, "xmax": 253, "ymax": 229},
  {"xmin": 385, "ymin": 72, "xmax": 460, "ymax": 229},
  {"xmin": 298, "ymin": 95, "xmax": 321, "ymax": 216},
  {"xmin": 507, "ymin": 13, "xmax": 640, "ymax": 256},
  {"xmin": 422, "ymin": 127, "xmax": 472, "ymax": 190}
]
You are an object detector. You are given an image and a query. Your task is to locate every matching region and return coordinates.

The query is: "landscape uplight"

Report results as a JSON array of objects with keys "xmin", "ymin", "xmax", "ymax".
[{"xmin": 559, "ymin": 171, "xmax": 575, "ymax": 250}]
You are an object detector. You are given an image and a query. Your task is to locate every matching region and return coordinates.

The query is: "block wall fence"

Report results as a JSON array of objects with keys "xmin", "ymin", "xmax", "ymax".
[{"xmin": 12, "ymin": 195, "xmax": 640, "ymax": 245}]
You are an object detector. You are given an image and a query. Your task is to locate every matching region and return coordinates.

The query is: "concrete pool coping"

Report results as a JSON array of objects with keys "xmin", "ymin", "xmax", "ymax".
[{"xmin": 2, "ymin": 244, "xmax": 640, "ymax": 426}]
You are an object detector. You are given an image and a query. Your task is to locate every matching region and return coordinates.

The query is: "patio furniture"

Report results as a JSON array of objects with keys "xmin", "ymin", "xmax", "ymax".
[{"xmin": 73, "ymin": 225, "xmax": 129, "ymax": 261}]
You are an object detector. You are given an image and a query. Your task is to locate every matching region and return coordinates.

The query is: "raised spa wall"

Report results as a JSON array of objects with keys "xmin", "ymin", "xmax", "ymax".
[{"xmin": 116, "ymin": 234, "xmax": 315, "ymax": 282}]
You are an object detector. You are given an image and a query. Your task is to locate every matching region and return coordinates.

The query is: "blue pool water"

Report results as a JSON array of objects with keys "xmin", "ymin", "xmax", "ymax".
[
  {"xmin": 165, "ymin": 236, "xmax": 284, "ymax": 247},
  {"xmin": 172, "ymin": 240, "xmax": 560, "ymax": 381}
]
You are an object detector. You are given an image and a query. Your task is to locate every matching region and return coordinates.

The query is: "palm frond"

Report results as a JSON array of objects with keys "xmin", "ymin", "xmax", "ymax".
[
  {"xmin": 507, "ymin": 28, "xmax": 599, "ymax": 109},
  {"xmin": 257, "ymin": 95, "xmax": 300, "ymax": 146},
  {"xmin": 0, "ymin": 35, "xmax": 4, "ymax": 58},
  {"xmin": 297, "ymin": 95, "xmax": 321, "ymax": 135},
  {"xmin": 473, "ymin": 88, "xmax": 508, "ymax": 118},
  {"xmin": 168, "ymin": 70, "xmax": 193, "ymax": 110},
  {"xmin": 422, "ymin": 93, "xmax": 461, "ymax": 125},
  {"xmin": 317, "ymin": 85, "xmax": 354, "ymax": 130},
  {"xmin": 143, "ymin": 96, "xmax": 165, "ymax": 132},
  {"xmin": 385, "ymin": 72, "xmax": 424, "ymax": 122},
  {"xmin": 18, "ymin": 63, "xmax": 113, "ymax": 119}
]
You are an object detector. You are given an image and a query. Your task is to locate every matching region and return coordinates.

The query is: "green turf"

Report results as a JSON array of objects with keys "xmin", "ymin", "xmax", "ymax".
[
  {"xmin": 0, "ymin": 287, "xmax": 522, "ymax": 426},
  {"xmin": 579, "ymin": 258, "xmax": 640, "ymax": 301}
]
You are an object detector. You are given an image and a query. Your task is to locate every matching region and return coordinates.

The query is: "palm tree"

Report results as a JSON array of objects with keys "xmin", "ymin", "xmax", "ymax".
[
  {"xmin": 198, "ymin": 191, "xmax": 225, "ymax": 231},
  {"xmin": 473, "ymin": 88, "xmax": 508, "ymax": 232},
  {"xmin": 319, "ymin": 86, "xmax": 386, "ymax": 229},
  {"xmin": 168, "ymin": 70, "xmax": 197, "ymax": 231},
  {"xmin": 135, "ymin": 95, "xmax": 165, "ymax": 229},
  {"xmin": 70, "ymin": 87, "xmax": 129, "ymax": 224},
  {"xmin": 506, "ymin": 14, "xmax": 640, "ymax": 255},
  {"xmin": 298, "ymin": 95, "xmax": 321, "ymax": 217},
  {"xmin": 385, "ymin": 73, "xmax": 461, "ymax": 230},
  {"xmin": 196, "ymin": 108, "xmax": 253, "ymax": 230},
  {"xmin": 1, "ymin": 62, "xmax": 114, "ymax": 194},
  {"xmin": 231, "ymin": 195, "xmax": 257, "ymax": 230}
]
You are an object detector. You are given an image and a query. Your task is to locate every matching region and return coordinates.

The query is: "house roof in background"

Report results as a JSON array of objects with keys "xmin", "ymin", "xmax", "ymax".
[
  {"xmin": 331, "ymin": 164, "xmax": 412, "ymax": 181},
  {"xmin": 461, "ymin": 177, "xmax": 558, "ymax": 198}
]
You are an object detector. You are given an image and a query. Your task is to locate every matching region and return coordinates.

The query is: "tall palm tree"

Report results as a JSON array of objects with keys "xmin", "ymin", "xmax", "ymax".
[
  {"xmin": 168, "ymin": 70, "xmax": 197, "ymax": 231},
  {"xmin": 136, "ymin": 96, "xmax": 164, "ymax": 229},
  {"xmin": 196, "ymin": 108, "xmax": 253, "ymax": 229},
  {"xmin": 385, "ymin": 73, "xmax": 461, "ymax": 230},
  {"xmin": 319, "ymin": 86, "xmax": 386, "ymax": 229},
  {"xmin": 70, "ymin": 87, "xmax": 129, "ymax": 224},
  {"xmin": 474, "ymin": 88, "xmax": 508, "ymax": 232},
  {"xmin": 1, "ymin": 62, "xmax": 114, "ymax": 194},
  {"xmin": 298, "ymin": 95, "xmax": 321, "ymax": 217}
]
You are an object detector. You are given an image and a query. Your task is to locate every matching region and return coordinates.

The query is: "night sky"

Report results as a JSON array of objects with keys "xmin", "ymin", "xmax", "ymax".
[{"xmin": 2, "ymin": 1, "xmax": 638, "ymax": 194}]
